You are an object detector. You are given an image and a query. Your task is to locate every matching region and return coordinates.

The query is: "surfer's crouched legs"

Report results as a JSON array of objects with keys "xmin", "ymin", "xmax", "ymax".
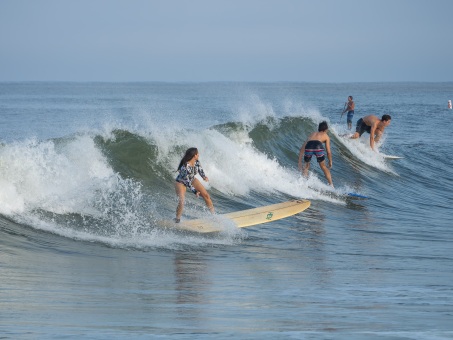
[{"xmin": 175, "ymin": 179, "xmax": 215, "ymax": 222}]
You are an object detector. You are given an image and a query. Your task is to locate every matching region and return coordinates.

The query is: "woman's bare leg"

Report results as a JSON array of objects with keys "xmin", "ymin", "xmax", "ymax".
[
  {"xmin": 174, "ymin": 182, "xmax": 186, "ymax": 221},
  {"xmin": 192, "ymin": 178, "xmax": 215, "ymax": 213}
]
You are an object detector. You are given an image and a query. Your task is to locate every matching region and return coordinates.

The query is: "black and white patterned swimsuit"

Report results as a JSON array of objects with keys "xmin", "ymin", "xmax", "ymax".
[{"xmin": 175, "ymin": 160, "xmax": 207, "ymax": 194}]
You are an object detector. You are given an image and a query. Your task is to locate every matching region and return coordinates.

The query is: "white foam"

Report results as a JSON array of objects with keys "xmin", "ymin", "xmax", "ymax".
[
  {"xmin": 0, "ymin": 137, "xmax": 116, "ymax": 216},
  {"xmin": 141, "ymin": 123, "xmax": 341, "ymax": 203},
  {"xmin": 331, "ymin": 123, "xmax": 396, "ymax": 174},
  {"xmin": 0, "ymin": 179, "xmax": 25, "ymax": 214}
]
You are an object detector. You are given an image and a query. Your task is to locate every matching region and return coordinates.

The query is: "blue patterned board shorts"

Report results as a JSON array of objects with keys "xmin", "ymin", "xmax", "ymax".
[
  {"xmin": 347, "ymin": 110, "xmax": 355, "ymax": 124},
  {"xmin": 303, "ymin": 140, "xmax": 325, "ymax": 163}
]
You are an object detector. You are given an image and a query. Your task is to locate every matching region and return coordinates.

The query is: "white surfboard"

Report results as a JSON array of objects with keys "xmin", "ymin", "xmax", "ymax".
[
  {"xmin": 380, "ymin": 154, "xmax": 403, "ymax": 159},
  {"xmin": 159, "ymin": 199, "xmax": 311, "ymax": 233}
]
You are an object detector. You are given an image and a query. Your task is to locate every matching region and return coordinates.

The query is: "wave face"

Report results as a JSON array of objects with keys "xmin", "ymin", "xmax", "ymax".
[
  {"xmin": 0, "ymin": 118, "xmax": 343, "ymax": 248},
  {"xmin": 1, "ymin": 82, "xmax": 453, "ymax": 249}
]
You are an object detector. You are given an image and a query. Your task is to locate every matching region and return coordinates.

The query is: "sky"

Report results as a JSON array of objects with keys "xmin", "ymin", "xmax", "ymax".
[{"xmin": 1, "ymin": 0, "xmax": 452, "ymax": 82}]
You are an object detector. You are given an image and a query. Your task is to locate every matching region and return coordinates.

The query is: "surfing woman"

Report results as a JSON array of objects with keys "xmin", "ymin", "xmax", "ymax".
[{"xmin": 174, "ymin": 147, "xmax": 215, "ymax": 223}]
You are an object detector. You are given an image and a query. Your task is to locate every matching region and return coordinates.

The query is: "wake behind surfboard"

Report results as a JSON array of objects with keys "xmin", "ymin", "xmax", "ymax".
[
  {"xmin": 158, "ymin": 199, "xmax": 311, "ymax": 233},
  {"xmin": 380, "ymin": 154, "xmax": 403, "ymax": 159},
  {"xmin": 347, "ymin": 192, "xmax": 370, "ymax": 199},
  {"xmin": 335, "ymin": 130, "xmax": 403, "ymax": 161}
]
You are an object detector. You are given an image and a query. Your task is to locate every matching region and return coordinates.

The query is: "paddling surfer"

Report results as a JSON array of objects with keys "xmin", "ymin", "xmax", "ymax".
[
  {"xmin": 174, "ymin": 147, "xmax": 214, "ymax": 223},
  {"xmin": 350, "ymin": 114, "xmax": 391, "ymax": 151},
  {"xmin": 298, "ymin": 121, "xmax": 334, "ymax": 187}
]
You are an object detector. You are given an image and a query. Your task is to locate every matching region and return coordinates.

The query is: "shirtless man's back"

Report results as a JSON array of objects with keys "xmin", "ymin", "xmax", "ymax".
[{"xmin": 298, "ymin": 121, "xmax": 333, "ymax": 187}]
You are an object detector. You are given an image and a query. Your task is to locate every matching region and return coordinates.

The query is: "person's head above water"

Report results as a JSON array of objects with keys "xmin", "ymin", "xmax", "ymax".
[{"xmin": 318, "ymin": 121, "xmax": 328, "ymax": 132}]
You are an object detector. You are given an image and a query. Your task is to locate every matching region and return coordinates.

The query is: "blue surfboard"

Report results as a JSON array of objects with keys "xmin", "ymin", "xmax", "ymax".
[{"xmin": 347, "ymin": 192, "xmax": 370, "ymax": 199}]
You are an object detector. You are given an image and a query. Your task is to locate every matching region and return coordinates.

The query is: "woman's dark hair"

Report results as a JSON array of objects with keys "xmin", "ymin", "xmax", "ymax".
[{"xmin": 177, "ymin": 147, "xmax": 198, "ymax": 171}]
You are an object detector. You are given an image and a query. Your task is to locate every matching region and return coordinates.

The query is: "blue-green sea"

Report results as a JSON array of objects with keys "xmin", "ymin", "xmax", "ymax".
[{"xmin": 1, "ymin": 82, "xmax": 452, "ymax": 339}]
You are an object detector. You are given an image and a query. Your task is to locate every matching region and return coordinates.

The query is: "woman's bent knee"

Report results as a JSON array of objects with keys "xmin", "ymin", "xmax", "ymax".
[{"xmin": 201, "ymin": 192, "xmax": 211, "ymax": 201}]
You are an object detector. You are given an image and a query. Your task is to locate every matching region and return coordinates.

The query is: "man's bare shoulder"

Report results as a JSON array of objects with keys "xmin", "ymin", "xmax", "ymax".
[
  {"xmin": 320, "ymin": 133, "xmax": 330, "ymax": 143},
  {"xmin": 307, "ymin": 131, "xmax": 329, "ymax": 142}
]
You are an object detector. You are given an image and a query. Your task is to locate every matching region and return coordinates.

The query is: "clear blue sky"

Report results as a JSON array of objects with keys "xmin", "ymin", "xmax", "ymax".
[{"xmin": 1, "ymin": 0, "xmax": 452, "ymax": 82}]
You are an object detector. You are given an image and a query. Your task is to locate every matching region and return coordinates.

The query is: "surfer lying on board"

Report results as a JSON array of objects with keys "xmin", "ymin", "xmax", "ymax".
[
  {"xmin": 350, "ymin": 114, "xmax": 391, "ymax": 151},
  {"xmin": 174, "ymin": 147, "xmax": 215, "ymax": 223},
  {"xmin": 298, "ymin": 121, "xmax": 334, "ymax": 187}
]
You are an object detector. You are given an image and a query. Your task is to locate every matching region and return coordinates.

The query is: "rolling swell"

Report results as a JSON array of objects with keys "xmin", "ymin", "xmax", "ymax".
[
  {"xmin": 94, "ymin": 129, "xmax": 166, "ymax": 186},
  {"xmin": 212, "ymin": 116, "xmax": 317, "ymax": 167},
  {"xmin": 211, "ymin": 115, "xmax": 388, "ymax": 187},
  {"xmin": 1, "ymin": 114, "xmax": 397, "ymax": 246},
  {"xmin": 248, "ymin": 116, "xmax": 316, "ymax": 167}
]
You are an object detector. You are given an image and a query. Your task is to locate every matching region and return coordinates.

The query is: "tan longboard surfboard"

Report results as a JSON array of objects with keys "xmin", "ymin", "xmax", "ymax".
[{"xmin": 159, "ymin": 199, "xmax": 311, "ymax": 233}]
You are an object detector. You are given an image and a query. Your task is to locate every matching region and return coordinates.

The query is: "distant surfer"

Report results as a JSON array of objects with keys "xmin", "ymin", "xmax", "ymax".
[
  {"xmin": 298, "ymin": 121, "xmax": 334, "ymax": 187},
  {"xmin": 350, "ymin": 114, "xmax": 392, "ymax": 151},
  {"xmin": 174, "ymin": 147, "xmax": 214, "ymax": 223},
  {"xmin": 341, "ymin": 96, "xmax": 355, "ymax": 130}
]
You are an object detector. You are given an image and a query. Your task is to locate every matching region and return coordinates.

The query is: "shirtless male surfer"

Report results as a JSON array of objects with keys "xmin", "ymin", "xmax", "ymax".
[
  {"xmin": 298, "ymin": 121, "xmax": 333, "ymax": 187},
  {"xmin": 341, "ymin": 96, "xmax": 355, "ymax": 130},
  {"xmin": 350, "ymin": 114, "xmax": 391, "ymax": 151}
]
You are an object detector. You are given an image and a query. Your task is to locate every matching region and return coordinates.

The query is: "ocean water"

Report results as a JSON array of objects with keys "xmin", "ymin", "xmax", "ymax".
[{"xmin": 1, "ymin": 82, "xmax": 452, "ymax": 339}]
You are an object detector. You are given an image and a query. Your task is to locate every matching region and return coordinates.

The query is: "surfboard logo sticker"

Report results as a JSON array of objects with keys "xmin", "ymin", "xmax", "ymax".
[{"xmin": 266, "ymin": 212, "xmax": 274, "ymax": 220}]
